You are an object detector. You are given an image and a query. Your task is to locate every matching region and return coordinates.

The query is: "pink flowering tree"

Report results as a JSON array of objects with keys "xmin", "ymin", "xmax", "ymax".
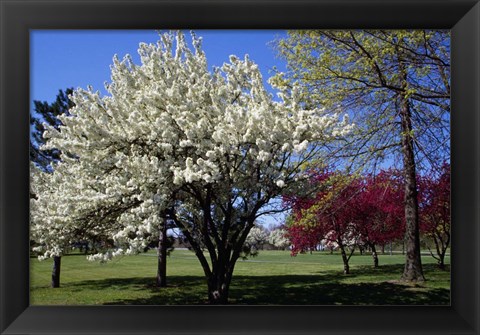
[
  {"xmin": 352, "ymin": 170, "xmax": 405, "ymax": 267},
  {"xmin": 285, "ymin": 171, "xmax": 362, "ymax": 274},
  {"xmin": 418, "ymin": 163, "xmax": 450, "ymax": 269}
]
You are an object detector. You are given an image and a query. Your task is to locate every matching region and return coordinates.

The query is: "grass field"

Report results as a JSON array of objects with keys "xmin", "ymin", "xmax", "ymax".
[{"xmin": 30, "ymin": 249, "xmax": 450, "ymax": 305}]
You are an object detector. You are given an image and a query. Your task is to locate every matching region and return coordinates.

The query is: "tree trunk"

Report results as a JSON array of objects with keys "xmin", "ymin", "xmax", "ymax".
[
  {"xmin": 434, "ymin": 234, "xmax": 448, "ymax": 270},
  {"xmin": 175, "ymin": 216, "xmax": 236, "ymax": 304},
  {"xmin": 438, "ymin": 247, "xmax": 446, "ymax": 270},
  {"xmin": 438, "ymin": 257, "xmax": 445, "ymax": 270},
  {"xmin": 204, "ymin": 248, "xmax": 244, "ymax": 304},
  {"xmin": 398, "ymin": 91, "xmax": 425, "ymax": 282},
  {"xmin": 51, "ymin": 256, "xmax": 61, "ymax": 288},
  {"xmin": 156, "ymin": 212, "xmax": 168, "ymax": 287},
  {"xmin": 371, "ymin": 244, "xmax": 379, "ymax": 268},
  {"xmin": 340, "ymin": 246, "xmax": 350, "ymax": 274},
  {"xmin": 207, "ymin": 272, "xmax": 231, "ymax": 304}
]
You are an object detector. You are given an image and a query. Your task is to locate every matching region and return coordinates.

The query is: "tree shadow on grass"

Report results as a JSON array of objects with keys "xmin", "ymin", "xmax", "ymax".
[
  {"xmin": 228, "ymin": 262, "xmax": 450, "ymax": 305},
  {"xmin": 66, "ymin": 263, "xmax": 449, "ymax": 305},
  {"xmin": 68, "ymin": 276, "xmax": 210, "ymax": 305},
  {"xmin": 229, "ymin": 275, "xmax": 449, "ymax": 305},
  {"xmin": 311, "ymin": 262, "xmax": 450, "ymax": 278}
]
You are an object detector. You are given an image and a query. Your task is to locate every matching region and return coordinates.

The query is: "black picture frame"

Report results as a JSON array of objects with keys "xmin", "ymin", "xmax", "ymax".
[{"xmin": 1, "ymin": 0, "xmax": 479, "ymax": 334}]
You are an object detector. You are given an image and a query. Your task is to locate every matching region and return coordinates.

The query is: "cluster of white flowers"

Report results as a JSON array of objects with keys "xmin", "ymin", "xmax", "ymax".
[
  {"xmin": 268, "ymin": 229, "xmax": 290, "ymax": 249},
  {"xmin": 245, "ymin": 226, "xmax": 269, "ymax": 246},
  {"xmin": 321, "ymin": 225, "xmax": 359, "ymax": 250},
  {"xmin": 31, "ymin": 31, "xmax": 353, "ymax": 262}
]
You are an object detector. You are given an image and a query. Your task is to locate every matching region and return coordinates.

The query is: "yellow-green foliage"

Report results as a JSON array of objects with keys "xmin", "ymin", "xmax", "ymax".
[
  {"xmin": 272, "ymin": 30, "xmax": 450, "ymax": 169},
  {"xmin": 295, "ymin": 173, "xmax": 359, "ymax": 228}
]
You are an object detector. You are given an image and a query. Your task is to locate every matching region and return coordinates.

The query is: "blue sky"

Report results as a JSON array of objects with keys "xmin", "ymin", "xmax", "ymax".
[{"xmin": 30, "ymin": 30, "xmax": 287, "ymax": 105}]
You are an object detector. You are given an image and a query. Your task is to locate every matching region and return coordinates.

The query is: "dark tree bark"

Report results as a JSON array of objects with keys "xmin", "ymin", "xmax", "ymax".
[
  {"xmin": 51, "ymin": 256, "xmax": 61, "ymax": 288},
  {"xmin": 438, "ymin": 254, "xmax": 446, "ymax": 270},
  {"xmin": 439, "ymin": 245, "xmax": 448, "ymax": 270},
  {"xmin": 156, "ymin": 211, "xmax": 168, "ymax": 287},
  {"xmin": 371, "ymin": 244, "xmax": 379, "ymax": 268},
  {"xmin": 171, "ymin": 208, "xmax": 244, "ymax": 304},
  {"xmin": 206, "ymin": 259, "xmax": 233, "ymax": 305},
  {"xmin": 398, "ymin": 93, "xmax": 425, "ymax": 282},
  {"xmin": 339, "ymin": 245, "xmax": 350, "ymax": 275},
  {"xmin": 168, "ymin": 177, "xmax": 271, "ymax": 304},
  {"xmin": 430, "ymin": 234, "xmax": 449, "ymax": 270},
  {"xmin": 396, "ymin": 44, "xmax": 425, "ymax": 282},
  {"xmin": 203, "ymin": 219, "xmax": 254, "ymax": 304}
]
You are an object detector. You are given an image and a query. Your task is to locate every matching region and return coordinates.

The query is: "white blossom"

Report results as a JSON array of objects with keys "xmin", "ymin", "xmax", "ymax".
[
  {"xmin": 268, "ymin": 229, "xmax": 291, "ymax": 249},
  {"xmin": 246, "ymin": 226, "xmax": 269, "ymax": 248}
]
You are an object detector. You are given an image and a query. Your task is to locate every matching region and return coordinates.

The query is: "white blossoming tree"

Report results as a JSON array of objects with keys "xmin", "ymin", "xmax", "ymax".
[
  {"xmin": 245, "ymin": 226, "xmax": 269, "ymax": 252},
  {"xmin": 30, "ymin": 156, "xmax": 157, "ymax": 287},
  {"xmin": 32, "ymin": 31, "xmax": 353, "ymax": 303},
  {"xmin": 268, "ymin": 228, "xmax": 291, "ymax": 250}
]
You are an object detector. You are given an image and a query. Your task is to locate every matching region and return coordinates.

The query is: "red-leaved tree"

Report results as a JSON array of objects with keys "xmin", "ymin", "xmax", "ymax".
[
  {"xmin": 418, "ymin": 163, "xmax": 450, "ymax": 269},
  {"xmin": 286, "ymin": 224, "xmax": 324, "ymax": 254},
  {"xmin": 285, "ymin": 171, "xmax": 362, "ymax": 274},
  {"xmin": 352, "ymin": 170, "xmax": 405, "ymax": 268},
  {"xmin": 285, "ymin": 169, "xmax": 407, "ymax": 273}
]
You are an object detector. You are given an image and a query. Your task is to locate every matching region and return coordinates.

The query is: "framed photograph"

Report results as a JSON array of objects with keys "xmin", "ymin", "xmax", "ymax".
[{"xmin": 1, "ymin": 0, "xmax": 479, "ymax": 334}]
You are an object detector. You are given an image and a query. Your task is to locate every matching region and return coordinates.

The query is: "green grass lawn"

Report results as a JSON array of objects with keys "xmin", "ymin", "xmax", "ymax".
[{"xmin": 30, "ymin": 249, "xmax": 450, "ymax": 305}]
